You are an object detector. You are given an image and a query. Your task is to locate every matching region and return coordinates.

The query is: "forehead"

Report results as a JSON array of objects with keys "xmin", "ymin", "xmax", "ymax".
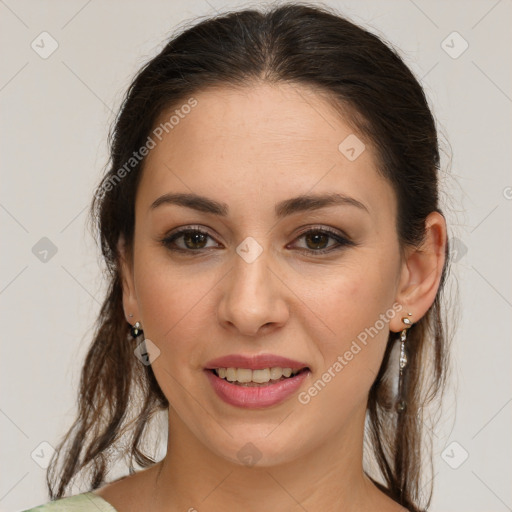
[
  {"xmin": 137, "ymin": 82, "xmax": 395, "ymax": 222},
  {"xmin": 148, "ymin": 82, "xmax": 362, "ymax": 163}
]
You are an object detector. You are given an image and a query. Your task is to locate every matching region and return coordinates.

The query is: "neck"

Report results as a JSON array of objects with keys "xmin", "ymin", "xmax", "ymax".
[{"xmin": 149, "ymin": 406, "xmax": 383, "ymax": 512}]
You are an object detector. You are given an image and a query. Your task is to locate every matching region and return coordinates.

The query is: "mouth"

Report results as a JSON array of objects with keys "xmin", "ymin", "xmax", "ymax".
[
  {"xmin": 203, "ymin": 353, "xmax": 311, "ymax": 408},
  {"xmin": 207, "ymin": 366, "xmax": 310, "ymax": 387},
  {"xmin": 204, "ymin": 364, "xmax": 311, "ymax": 409}
]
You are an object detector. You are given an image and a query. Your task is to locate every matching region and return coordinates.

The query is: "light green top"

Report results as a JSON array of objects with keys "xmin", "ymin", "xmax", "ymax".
[
  {"xmin": 22, "ymin": 492, "xmax": 118, "ymax": 512},
  {"xmin": 22, "ymin": 490, "xmax": 413, "ymax": 511}
]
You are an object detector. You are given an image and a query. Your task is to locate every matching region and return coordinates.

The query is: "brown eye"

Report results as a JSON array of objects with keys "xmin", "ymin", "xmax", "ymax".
[
  {"xmin": 291, "ymin": 227, "xmax": 355, "ymax": 255},
  {"xmin": 161, "ymin": 227, "xmax": 218, "ymax": 252},
  {"xmin": 182, "ymin": 231, "xmax": 209, "ymax": 250},
  {"xmin": 304, "ymin": 231, "xmax": 330, "ymax": 250}
]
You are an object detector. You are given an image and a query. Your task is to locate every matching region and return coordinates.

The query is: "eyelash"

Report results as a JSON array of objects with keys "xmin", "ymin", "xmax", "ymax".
[{"xmin": 160, "ymin": 225, "xmax": 355, "ymax": 256}]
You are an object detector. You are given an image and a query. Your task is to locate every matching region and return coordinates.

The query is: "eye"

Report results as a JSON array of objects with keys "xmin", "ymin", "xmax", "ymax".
[
  {"xmin": 160, "ymin": 225, "xmax": 355, "ymax": 255},
  {"xmin": 289, "ymin": 226, "xmax": 355, "ymax": 255},
  {"xmin": 161, "ymin": 226, "xmax": 219, "ymax": 253}
]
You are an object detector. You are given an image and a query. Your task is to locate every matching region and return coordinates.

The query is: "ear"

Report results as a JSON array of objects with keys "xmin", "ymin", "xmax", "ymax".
[
  {"xmin": 117, "ymin": 234, "xmax": 140, "ymax": 324},
  {"xmin": 390, "ymin": 211, "xmax": 447, "ymax": 332}
]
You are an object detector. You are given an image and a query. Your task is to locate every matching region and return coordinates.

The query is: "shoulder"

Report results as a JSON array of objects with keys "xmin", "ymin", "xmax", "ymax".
[{"xmin": 21, "ymin": 492, "xmax": 119, "ymax": 512}]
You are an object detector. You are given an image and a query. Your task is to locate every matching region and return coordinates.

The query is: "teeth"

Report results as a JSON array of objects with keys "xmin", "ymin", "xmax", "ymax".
[
  {"xmin": 214, "ymin": 367, "xmax": 302, "ymax": 384},
  {"xmin": 252, "ymin": 368, "xmax": 270, "ymax": 383},
  {"xmin": 237, "ymin": 368, "xmax": 252, "ymax": 383},
  {"xmin": 226, "ymin": 368, "xmax": 237, "ymax": 381},
  {"xmin": 269, "ymin": 367, "xmax": 282, "ymax": 380}
]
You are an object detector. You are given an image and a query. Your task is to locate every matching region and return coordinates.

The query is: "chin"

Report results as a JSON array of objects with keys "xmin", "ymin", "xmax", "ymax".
[{"xmin": 207, "ymin": 433, "xmax": 304, "ymax": 469}]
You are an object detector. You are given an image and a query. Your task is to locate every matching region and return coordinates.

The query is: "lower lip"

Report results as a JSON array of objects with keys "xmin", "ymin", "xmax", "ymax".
[{"xmin": 204, "ymin": 369, "xmax": 310, "ymax": 409}]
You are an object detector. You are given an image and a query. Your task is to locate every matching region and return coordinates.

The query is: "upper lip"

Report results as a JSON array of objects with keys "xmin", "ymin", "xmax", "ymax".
[{"xmin": 204, "ymin": 353, "xmax": 309, "ymax": 371}]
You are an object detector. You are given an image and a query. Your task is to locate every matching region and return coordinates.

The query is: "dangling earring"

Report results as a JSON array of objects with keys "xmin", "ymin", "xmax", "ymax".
[
  {"xmin": 396, "ymin": 313, "xmax": 413, "ymax": 413},
  {"xmin": 130, "ymin": 320, "xmax": 143, "ymax": 338}
]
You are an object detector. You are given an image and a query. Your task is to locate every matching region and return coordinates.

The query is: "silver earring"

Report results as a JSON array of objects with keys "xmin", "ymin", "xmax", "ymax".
[
  {"xmin": 396, "ymin": 313, "xmax": 412, "ymax": 413},
  {"xmin": 130, "ymin": 321, "xmax": 143, "ymax": 338}
]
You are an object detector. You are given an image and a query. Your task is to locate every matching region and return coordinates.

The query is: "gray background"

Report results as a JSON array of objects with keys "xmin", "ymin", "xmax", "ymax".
[{"xmin": 1, "ymin": 1, "xmax": 511, "ymax": 511}]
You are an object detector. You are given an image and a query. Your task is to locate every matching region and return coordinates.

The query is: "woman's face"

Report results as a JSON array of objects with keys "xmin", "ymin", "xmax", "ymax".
[{"xmin": 120, "ymin": 82, "xmax": 407, "ymax": 466}]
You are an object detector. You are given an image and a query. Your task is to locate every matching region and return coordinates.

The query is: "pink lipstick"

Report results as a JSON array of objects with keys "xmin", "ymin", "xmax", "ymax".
[{"xmin": 204, "ymin": 353, "xmax": 310, "ymax": 409}]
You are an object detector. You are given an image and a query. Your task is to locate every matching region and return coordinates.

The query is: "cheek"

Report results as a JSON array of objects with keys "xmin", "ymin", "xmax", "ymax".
[
  {"xmin": 306, "ymin": 263, "xmax": 395, "ymax": 342},
  {"xmin": 293, "ymin": 273, "xmax": 395, "ymax": 428},
  {"xmin": 133, "ymin": 258, "xmax": 218, "ymax": 414},
  {"xmin": 297, "ymin": 253, "xmax": 398, "ymax": 398},
  {"xmin": 133, "ymin": 251, "xmax": 217, "ymax": 367}
]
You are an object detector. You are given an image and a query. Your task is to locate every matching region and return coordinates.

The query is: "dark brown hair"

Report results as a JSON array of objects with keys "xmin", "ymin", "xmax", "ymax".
[{"xmin": 47, "ymin": 3, "xmax": 452, "ymax": 511}]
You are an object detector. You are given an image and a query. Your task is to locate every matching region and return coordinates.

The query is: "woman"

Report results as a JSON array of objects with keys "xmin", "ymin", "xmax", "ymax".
[{"xmin": 24, "ymin": 2, "xmax": 451, "ymax": 511}]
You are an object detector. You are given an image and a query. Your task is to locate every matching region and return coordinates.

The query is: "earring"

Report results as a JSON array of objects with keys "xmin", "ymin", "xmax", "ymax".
[
  {"xmin": 396, "ymin": 313, "xmax": 413, "ymax": 413},
  {"xmin": 130, "ymin": 321, "xmax": 143, "ymax": 338}
]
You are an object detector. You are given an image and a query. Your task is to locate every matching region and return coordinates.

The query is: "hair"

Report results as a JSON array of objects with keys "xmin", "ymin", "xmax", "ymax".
[{"xmin": 47, "ymin": 3, "xmax": 452, "ymax": 511}]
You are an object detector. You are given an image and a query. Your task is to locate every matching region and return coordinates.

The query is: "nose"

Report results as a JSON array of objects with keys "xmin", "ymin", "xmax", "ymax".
[{"xmin": 217, "ymin": 246, "xmax": 289, "ymax": 337}]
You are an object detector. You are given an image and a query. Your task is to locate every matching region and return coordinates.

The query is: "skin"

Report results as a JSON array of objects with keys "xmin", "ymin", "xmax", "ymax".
[{"xmin": 93, "ymin": 82, "xmax": 446, "ymax": 512}]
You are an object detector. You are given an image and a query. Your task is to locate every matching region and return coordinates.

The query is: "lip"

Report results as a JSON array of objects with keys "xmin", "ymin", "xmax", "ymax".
[
  {"xmin": 205, "ymin": 367, "xmax": 310, "ymax": 409},
  {"xmin": 204, "ymin": 353, "xmax": 309, "ymax": 371}
]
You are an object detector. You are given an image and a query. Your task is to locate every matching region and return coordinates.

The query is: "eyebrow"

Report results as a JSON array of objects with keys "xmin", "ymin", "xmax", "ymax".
[{"xmin": 149, "ymin": 192, "xmax": 369, "ymax": 218}]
